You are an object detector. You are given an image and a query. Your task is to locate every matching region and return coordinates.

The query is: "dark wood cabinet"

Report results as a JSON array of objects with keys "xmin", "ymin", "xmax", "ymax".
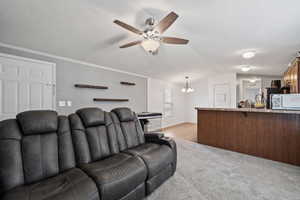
[
  {"xmin": 197, "ymin": 109, "xmax": 300, "ymax": 166},
  {"xmin": 283, "ymin": 57, "xmax": 300, "ymax": 93}
]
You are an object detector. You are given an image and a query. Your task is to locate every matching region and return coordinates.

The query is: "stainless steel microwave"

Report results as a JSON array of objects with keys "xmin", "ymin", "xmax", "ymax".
[{"xmin": 271, "ymin": 94, "xmax": 300, "ymax": 110}]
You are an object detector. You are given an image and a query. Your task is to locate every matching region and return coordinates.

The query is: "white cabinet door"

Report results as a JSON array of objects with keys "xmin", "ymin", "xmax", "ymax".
[
  {"xmin": 0, "ymin": 54, "xmax": 56, "ymax": 120},
  {"xmin": 213, "ymin": 83, "xmax": 231, "ymax": 108}
]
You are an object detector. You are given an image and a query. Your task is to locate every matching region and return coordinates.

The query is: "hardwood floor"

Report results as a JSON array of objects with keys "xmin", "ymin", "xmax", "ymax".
[{"xmin": 162, "ymin": 123, "xmax": 197, "ymax": 142}]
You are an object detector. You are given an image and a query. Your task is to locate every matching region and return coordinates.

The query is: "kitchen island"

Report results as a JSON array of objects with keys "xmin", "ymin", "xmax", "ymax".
[{"xmin": 196, "ymin": 107, "xmax": 300, "ymax": 166}]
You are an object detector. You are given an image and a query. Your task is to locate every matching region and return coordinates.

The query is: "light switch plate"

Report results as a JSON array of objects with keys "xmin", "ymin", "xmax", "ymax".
[
  {"xmin": 58, "ymin": 101, "xmax": 66, "ymax": 107},
  {"xmin": 67, "ymin": 101, "xmax": 72, "ymax": 107}
]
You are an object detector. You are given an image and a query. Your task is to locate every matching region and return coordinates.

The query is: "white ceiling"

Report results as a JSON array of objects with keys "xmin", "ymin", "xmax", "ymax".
[{"xmin": 0, "ymin": 0, "xmax": 300, "ymax": 83}]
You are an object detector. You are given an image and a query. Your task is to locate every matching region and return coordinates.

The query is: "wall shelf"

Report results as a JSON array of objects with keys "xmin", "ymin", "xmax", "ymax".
[
  {"xmin": 93, "ymin": 98, "xmax": 129, "ymax": 102},
  {"xmin": 120, "ymin": 81, "xmax": 136, "ymax": 86},
  {"xmin": 74, "ymin": 84, "xmax": 108, "ymax": 90}
]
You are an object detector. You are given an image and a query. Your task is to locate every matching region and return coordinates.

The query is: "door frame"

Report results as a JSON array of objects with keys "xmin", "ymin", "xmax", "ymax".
[{"xmin": 0, "ymin": 53, "xmax": 57, "ymax": 110}]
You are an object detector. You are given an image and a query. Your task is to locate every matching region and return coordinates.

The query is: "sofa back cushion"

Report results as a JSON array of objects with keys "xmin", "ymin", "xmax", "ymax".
[
  {"xmin": 0, "ymin": 119, "xmax": 23, "ymax": 195},
  {"xmin": 17, "ymin": 110, "xmax": 58, "ymax": 135},
  {"xmin": 69, "ymin": 108, "xmax": 119, "ymax": 165},
  {"xmin": 0, "ymin": 111, "xmax": 75, "ymax": 194},
  {"xmin": 111, "ymin": 107, "xmax": 145, "ymax": 151}
]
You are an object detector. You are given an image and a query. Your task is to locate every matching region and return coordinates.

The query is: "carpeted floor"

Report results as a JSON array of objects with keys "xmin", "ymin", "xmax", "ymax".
[{"xmin": 147, "ymin": 139, "xmax": 300, "ymax": 200}]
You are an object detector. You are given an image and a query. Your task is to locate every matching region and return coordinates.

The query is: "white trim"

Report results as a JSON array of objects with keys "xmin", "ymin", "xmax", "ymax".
[
  {"xmin": 0, "ymin": 52, "xmax": 56, "ymax": 66},
  {"xmin": 52, "ymin": 63, "xmax": 56, "ymax": 110},
  {"xmin": 0, "ymin": 42, "xmax": 149, "ymax": 78}
]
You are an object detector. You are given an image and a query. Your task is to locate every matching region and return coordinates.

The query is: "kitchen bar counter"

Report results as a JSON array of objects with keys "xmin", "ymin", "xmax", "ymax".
[
  {"xmin": 196, "ymin": 107, "xmax": 300, "ymax": 166},
  {"xmin": 196, "ymin": 107, "xmax": 300, "ymax": 114}
]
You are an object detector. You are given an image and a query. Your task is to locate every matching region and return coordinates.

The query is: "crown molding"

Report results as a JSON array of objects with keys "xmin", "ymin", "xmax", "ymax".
[{"xmin": 0, "ymin": 42, "xmax": 148, "ymax": 78}]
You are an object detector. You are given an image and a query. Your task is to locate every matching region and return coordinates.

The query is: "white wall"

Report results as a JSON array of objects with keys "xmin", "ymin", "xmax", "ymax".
[
  {"xmin": 0, "ymin": 46, "xmax": 148, "ymax": 115},
  {"xmin": 186, "ymin": 78, "xmax": 209, "ymax": 123},
  {"xmin": 208, "ymin": 73, "xmax": 237, "ymax": 108},
  {"xmin": 147, "ymin": 78, "xmax": 186, "ymax": 129},
  {"xmin": 186, "ymin": 73, "xmax": 237, "ymax": 123}
]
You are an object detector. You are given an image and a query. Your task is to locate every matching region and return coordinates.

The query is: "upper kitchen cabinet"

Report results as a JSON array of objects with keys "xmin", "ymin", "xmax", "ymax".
[{"xmin": 283, "ymin": 57, "xmax": 300, "ymax": 93}]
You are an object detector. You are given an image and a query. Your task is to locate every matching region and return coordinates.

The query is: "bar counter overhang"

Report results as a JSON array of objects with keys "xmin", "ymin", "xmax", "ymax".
[{"xmin": 196, "ymin": 107, "xmax": 300, "ymax": 166}]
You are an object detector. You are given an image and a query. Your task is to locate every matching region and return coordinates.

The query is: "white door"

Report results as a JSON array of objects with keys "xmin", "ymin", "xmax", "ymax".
[
  {"xmin": 0, "ymin": 53, "xmax": 56, "ymax": 120},
  {"xmin": 213, "ymin": 83, "xmax": 231, "ymax": 108}
]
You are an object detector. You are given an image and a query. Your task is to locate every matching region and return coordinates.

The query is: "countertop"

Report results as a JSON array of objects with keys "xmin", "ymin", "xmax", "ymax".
[{"xmin": 195, "ymin": 107, "xmax": 300, "ymax": 114}]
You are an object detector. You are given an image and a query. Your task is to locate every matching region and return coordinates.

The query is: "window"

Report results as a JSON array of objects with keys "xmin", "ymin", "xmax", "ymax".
[{"xmin": 163, "ymin": 88, "xmax": 173, "ymax": 117}]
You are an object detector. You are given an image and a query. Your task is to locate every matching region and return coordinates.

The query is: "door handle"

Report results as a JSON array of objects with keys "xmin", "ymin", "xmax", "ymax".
[{"xmin": 52, "ymin": 84, "xmax": 56, "ymax": 96}]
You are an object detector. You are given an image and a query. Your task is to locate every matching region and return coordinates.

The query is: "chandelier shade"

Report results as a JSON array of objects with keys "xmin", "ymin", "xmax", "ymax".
[{"xmin": 181, "ymin": 76, "xmax": 194, "ymax": 93}]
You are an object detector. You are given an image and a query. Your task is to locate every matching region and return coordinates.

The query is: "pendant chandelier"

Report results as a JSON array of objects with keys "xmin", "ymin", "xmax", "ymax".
[{"xmin": 181, "ymin": 76, "xmax": 194, "ymax": 93}]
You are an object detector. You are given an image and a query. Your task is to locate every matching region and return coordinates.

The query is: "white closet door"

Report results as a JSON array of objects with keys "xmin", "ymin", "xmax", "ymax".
[
  {"xmin": 0, "ymin": 54, "xmax": 56, "ymax": 120},
  {"xmin": 213, "ymin": 83, "xmax": 231, "ymax": 108}
]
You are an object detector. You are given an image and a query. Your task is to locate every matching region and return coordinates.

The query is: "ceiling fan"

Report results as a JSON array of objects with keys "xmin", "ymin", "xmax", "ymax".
[{"xmin": 113, "ymin": 11, "xmax": 189, "ymax": 55}]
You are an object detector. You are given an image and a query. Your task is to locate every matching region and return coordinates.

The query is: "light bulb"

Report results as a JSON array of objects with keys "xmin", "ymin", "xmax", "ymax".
[
  {"xmin": 241, "ymin": 66, "xmax": 251, "ymax": 72},
  {"xmin": 141, "ymin": 40, "xmax": 160, "ymax": 54},
  {"xmin": 242, "ymin": 51, "xmax": 256, "ymax": 59}
]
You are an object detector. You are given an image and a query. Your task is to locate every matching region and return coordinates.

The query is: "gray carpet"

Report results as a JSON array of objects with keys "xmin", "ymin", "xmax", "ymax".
[{"xmin": 147, "ymin": 139, "xmax": 300, "ymax": 200}]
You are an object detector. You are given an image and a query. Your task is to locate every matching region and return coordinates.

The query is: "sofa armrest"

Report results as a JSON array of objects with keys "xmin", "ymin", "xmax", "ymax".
[
  {"xmin": 145, "ymin": 135, "xmax": 177, "ymax": 175},
  {"xmin": 156, "ymin": 137, "xmax": 176, "ymax": 150},
  {"xmin": 144, "ymin": 132, "xmax": 164, "ymax": 140},
  {"xmin": 145, "ymin": 133, "xmax": 175, "ymax": 150}
]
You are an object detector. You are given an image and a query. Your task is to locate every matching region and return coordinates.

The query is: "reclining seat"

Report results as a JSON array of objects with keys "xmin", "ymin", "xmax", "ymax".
[
  {"xmin": 69, "ymin": 108, "xmax": 147, "ymax": 200},
  {"xmin": 111, "ymin": 108, "xmax": 177, "ymax": 194},
  {"xmin": 0, "ymin": 110, "xmax": 99, "ymax": 200}
]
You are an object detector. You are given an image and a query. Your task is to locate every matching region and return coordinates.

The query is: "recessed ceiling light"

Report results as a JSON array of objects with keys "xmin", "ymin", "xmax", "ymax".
[
  {"xmin": 249, "ymin": 79, "xmax": 256, "ymax": 83},
  {"xmin": 242, "ymin": 51, "xmax": 256, "ymax": 59},
  {"xmin": 241, "ymin": 66, "xmax": 251, "ymax": 72}
]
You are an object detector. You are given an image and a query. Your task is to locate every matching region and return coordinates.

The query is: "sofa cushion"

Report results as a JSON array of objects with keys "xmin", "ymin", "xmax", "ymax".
[
  {"xmin": 111, "ymin": 107, "xmax": 135, "ymax": 122},
  {"xmin": 125, "ymin": 143, "xmax": 174, "ymax": 179},
  {"xmin": 0, "ymin": 119, "xmax": 23, "ymax": 195},
  {"xmin": 79, "ymin": 153, "xmax": 147, "ymax": 200},
  {"xmin": 110, "ymin": 107, "xmax": 177, "ymax": 194},
  {"xmin": 76, "ymin": 107, "xmax": 105, "ymax": 127},
  {"xmin": 16, "ymin": 110, "xmax": 58, "ymax": 135},
  {"xmin": 0, "ymin": 113, "xmax": 76, "ymax": 194},
  {"xmin": 1, "ymin": 168, "xmax": 99, "ymax": 200},
  {"xmin": 110, "ymin": 110, "xmax": 145, "ymax": 150},
  {"xmin": 69, "ymin": 110, "xmax": 119, "ymax": 164}
]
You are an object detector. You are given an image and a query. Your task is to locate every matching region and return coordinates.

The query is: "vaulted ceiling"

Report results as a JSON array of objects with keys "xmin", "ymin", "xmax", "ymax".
[{"xmin": 0, "ymin": 0, "xmax": 300, "ymax": 83}]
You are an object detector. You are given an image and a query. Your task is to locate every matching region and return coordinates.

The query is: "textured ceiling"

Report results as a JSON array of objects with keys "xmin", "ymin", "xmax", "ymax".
[{"xmin": 0, "ymin": 0, "xmax": 300, "ymax": 83}]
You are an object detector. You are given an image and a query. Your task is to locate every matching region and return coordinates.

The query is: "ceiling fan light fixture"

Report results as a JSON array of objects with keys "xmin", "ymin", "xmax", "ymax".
[
  {"xmin": 141, "ymin": 40, "xmax": 160, "ymax": 54},
  {"xmin": 114, "ymin": 11, "xmax": 189, "ymax": 54}
]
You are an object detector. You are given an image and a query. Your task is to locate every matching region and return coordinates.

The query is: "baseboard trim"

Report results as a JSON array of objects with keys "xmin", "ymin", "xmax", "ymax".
[{"xmin": 160, "ymin": 122, "xmax": 196, "ymax": 131}]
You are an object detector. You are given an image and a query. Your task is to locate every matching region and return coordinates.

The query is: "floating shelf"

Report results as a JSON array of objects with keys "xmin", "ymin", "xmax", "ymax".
[
  {"xmin": 120, "ymin": 81, "xmax": 136, "ymax": 86},
  {"xmin": 75, "ymin": 84, "xmax": 108, "ymax": 90},
  {"xmin": 93, "ymin": 98, "xmax": 129, "ymax": 102}
]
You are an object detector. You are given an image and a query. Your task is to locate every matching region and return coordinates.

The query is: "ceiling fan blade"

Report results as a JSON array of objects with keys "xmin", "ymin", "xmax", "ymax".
[
  {"xmin": 119, "ymin": 40, "xmax": 142, "ymax": 48},
  {"xmin": 155, "ymin": 12, "xmax": 179, "ymax": 34},
  {"xmin": 113, "ymin": 20, "xmax": 143, "ymax": 35},
  {"xmin": 161, "ymin": 37, "xmax": 189, "ymax": 44}
]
